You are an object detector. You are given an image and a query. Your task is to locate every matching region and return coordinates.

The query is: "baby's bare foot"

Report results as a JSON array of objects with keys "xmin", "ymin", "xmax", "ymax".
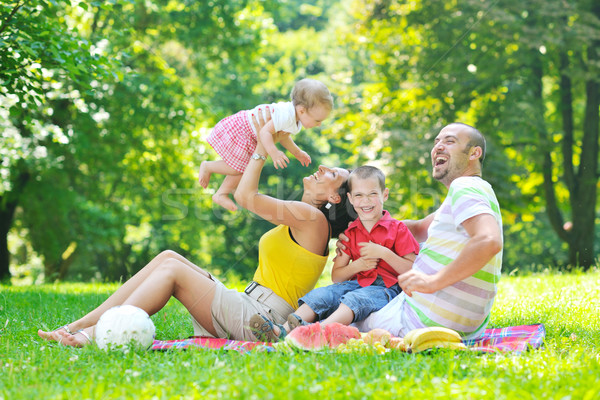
[
  {"xmin": 212, "ymin": 193, "xmax": 237, "ymax": 212},
  {"xmin": 198, "ymin": 162, "xmax": 212, "ymax": 188}
]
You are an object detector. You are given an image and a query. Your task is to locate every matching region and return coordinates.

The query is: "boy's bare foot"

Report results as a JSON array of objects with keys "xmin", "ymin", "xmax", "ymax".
[
  {"xmin": 212, "ymin": 193, "xmax": 237, "ymax": 212},
  {"xmin": 198, "ymin": 161, "xmax": 212, "ymax": 188}
]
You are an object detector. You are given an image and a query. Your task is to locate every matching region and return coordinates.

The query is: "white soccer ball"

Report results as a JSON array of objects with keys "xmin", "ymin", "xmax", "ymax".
[{"xmin": 95, "ymin": 305, "xmax": 156, "ymax": 351}]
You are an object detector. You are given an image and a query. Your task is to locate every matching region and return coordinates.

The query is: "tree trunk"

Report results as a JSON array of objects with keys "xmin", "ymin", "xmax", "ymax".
[
  {"xmin": 571, "ymin": 34, "xmax": 600, "ymax": 269},
  {"xmin": 0, "ymin": 170, "xmax": 30, "ymax": 282},
  {"xmin": 543, "ymin": 14, "xmax": 600, "ymax": 269},
  {"xmin": 43, "ymin": 248, "xmax": 77, "ymax": 282},
  {"xmin": 0, "ymin": 199, "xmax": 18, "ymax": 283}
]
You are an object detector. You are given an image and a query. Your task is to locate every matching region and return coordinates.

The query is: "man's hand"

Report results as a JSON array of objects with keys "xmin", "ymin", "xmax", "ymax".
[{"xmin": 397, "ymin": 269, "xmax": 439, "ymax": 297}]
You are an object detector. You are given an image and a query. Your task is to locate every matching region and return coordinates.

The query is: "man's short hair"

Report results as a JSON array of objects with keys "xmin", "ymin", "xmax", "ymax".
[
  {"xmin": 348, "ymin": 165, "xmax": 386, "ymax": 192},
  {"xmin": 454, "ymin": 122, "xmax": 486, "ymax": 165}
]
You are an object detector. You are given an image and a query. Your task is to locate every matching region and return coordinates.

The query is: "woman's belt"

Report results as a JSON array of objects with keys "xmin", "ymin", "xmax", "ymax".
[{"xmin": 244, "ymin": 281, "xmax": 294, "ymax": 318}]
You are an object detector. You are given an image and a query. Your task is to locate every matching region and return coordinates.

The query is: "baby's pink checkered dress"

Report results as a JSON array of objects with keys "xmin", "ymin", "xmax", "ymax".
[{"xmin": 207, "ymin": 110, "xmax": 256, "ymax": 173}]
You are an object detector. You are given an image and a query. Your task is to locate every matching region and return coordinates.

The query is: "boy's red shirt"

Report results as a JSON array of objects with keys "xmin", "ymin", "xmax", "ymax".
[{"xmin": 342, "ymin": 210, "xmax": 420, "ymax": 287}]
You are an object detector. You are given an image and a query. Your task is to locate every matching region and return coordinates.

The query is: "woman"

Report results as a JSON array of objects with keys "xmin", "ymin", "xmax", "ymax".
[{"xmin": 38, "ymin": 113, "xmax": 353, "ymax": 346}]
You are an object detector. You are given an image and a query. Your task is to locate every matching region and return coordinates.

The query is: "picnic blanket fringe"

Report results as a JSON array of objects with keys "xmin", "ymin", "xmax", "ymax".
[{"xmin": 151, "ymin": 323, "xmax": 545, "ymax": 354}]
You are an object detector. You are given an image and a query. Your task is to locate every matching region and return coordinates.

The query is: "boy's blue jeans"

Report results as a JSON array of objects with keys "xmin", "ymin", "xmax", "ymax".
[{"xmin": 298, "ymin": 276, "xmax": 401, "ymax": 323}]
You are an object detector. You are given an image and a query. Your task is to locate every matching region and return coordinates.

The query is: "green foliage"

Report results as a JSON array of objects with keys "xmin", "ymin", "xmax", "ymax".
[
  {"xmin": 2, "ymin": 0, "xmax": 286, "ymax": 281},
  {"xmin": 1, "ymin": 272, "xmax": 599, "ymax": 398},
  {"xmin": 326, "ymin": 0, "xmax": 600, "ymax": 268},
  {"xmin": 2, "ymin": 0, "xmax": 599, "ymax": 282}
]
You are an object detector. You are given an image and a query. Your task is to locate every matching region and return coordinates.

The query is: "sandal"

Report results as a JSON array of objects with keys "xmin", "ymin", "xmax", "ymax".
[
  {"xmin": 287, "ymin": 313, "xmax": 310, "ymax": 331},
  {"xmin": 55, "ymin": 324, "xmax": 73, "ymax": 335},
  {"xmin": 76, "ymin": 329, "xmax": 93, "ymax": 345},
  {"xmin": 58, "ymin": 329, "xmax": 94, "ymax": 347},
  {"xmin": 249, "ymin": 314, "xmax": 286, "ymax": 342}
]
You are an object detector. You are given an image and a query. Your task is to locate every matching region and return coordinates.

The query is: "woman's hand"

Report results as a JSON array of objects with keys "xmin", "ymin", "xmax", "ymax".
[
  {"xmin": 334, "ymin": 232, "xmax": 350, "ymax": 259},
  {"xmin": 252, "ymin": 107, "xmax": 271, "ymax": 132},
  {"xmin": 252, "ymin": 108, "xmax": 272, "ymax": 156}
]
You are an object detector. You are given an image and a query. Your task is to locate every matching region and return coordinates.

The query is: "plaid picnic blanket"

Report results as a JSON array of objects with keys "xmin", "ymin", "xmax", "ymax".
[
  {"xmin": 462, "ymin": 323, "xmax": 546, "ymax": 353},
  {"xmin": 150, "ymin": 323, "xmax": 545, "ymax": 354},
  {"xmin": 151, "ymin": 337, "xmax": 271, "ymax": 353}
]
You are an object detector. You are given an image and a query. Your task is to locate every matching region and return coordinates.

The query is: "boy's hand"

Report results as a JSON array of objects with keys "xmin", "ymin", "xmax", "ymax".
[
  {"xmin": 270, "ymin": 150, "xmax": 290, "ymax": 169},
  {"xmin": 295, "ymin": 150, "xmax": 311, "ymax": 167},
  {"xmin": 356, "ymin": 257, "xmax": 378, "ymax": 271},
  {"xmin": 358, "ymin": 241, "xmax": 385, "ymax": 259}
]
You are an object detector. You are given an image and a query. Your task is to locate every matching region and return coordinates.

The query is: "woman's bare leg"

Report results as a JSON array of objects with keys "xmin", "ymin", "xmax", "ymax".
[
  {"xmin": 38, "ymin": 250, "xmax": 211, "ymax": 342},
  {"xmin": 57, "ymin": 257, "xmax": 219, "ymax": 347}
]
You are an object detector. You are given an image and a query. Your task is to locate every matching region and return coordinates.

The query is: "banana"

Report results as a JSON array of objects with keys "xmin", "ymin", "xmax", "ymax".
[
  {"xmin": 402, "ymin": 328, "xmax": 424, "ymax": 346},
  {"xmin": 410, "ymin": 339, "xmax": 467, "ymax": 353},
  {"xmin": 404, "ymin": 327, "xmax": 463, "ymax": 350}
]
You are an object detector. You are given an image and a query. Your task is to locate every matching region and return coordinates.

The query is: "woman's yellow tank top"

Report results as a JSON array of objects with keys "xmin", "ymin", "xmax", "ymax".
[{"xmin": 253, "ymin": 225, "xmax": 328, "ymax": 308}]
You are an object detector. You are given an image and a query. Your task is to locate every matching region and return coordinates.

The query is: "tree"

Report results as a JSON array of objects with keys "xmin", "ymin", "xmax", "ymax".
[
  {"xmin": 0, "ymin": 0, "xmax": 119, "ymax": 281},
  {"xmin": 0, "ymin": 0, "xmax": 281, "ymax": 282},
  {"xmin": 411, "ymin": 0, "xmax": 600, "ymax": 269},
  {"xmin": 331, "ymin": 0, "xmax": 599, "ymax": 269}
]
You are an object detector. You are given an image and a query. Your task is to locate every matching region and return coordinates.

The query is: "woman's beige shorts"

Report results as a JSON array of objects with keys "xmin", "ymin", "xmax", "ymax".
[{"xmin": 191, "ymin": 275, "xmax": 293, "ymax": 341}]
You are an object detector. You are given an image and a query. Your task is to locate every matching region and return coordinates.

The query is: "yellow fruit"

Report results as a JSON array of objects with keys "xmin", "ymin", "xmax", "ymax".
[
  {"xmin": 402, "ymin": 328, "xmax": 422, "ymax": 345},
  {"xmin": 386, "ymin": 337, "xmax": 407, "ymax": 351},
  {"xmin": 363, "ymin": 328, "xmax": 392, "ymax": 346},
  {"xmin": 404, "ymin": 327, "xmax": 462, "ymax": 350},
  {"xmin": 410, "ymin": 339, "xmax": 467, "ymax": 353}
]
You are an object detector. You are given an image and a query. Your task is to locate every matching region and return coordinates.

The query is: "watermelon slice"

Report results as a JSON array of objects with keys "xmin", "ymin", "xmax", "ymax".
[
  {"xmin": 323, "ymin": 322, "xmax": 362, "ymax": 348},
  {"xmin": 285, "ymin": 322, "xmax": 328, "ymax": 351}
]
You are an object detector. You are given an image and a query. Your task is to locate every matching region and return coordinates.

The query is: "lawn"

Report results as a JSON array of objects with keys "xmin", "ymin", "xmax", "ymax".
[{"xmin": 1, "ymin": 270, "xmax": 599, "ymax": 399}]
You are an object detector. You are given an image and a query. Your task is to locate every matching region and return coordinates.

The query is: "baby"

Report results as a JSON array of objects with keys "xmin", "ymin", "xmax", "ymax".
[{"xmin": 199, "ymin": 78, "xmax": 333, "ymax": 211}]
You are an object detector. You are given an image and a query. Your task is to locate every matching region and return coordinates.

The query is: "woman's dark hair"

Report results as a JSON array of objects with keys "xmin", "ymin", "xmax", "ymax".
[{"xmin": 318, "ymin": 173, "xmax": 357, "ymax": 237}]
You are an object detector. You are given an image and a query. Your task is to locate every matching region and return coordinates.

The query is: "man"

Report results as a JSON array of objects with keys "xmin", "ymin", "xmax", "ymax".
[{"xmin": 351, "ymin": 123, "xmax": 503, "ymax": 339}]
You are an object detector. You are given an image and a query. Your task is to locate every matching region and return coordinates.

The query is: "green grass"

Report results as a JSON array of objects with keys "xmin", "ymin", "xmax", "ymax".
[{"xmin": 1, "ymin": 271, "xmax": 600, "ymax": 399}]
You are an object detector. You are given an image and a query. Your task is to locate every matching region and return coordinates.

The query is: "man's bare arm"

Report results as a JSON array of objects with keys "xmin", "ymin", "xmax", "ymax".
[
  {"xmin": 403, "ymin": 213, "xmax": 435, "ymax": 243},
  {"xmin": 398, "ymin": 213, "xmax": 502, "ymax": 296}
]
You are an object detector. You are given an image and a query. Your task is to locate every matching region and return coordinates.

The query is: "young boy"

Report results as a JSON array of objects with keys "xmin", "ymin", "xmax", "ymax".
[{"xmin": 286, "ymin": 165, "xmax": 420, "ymax": 331}]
